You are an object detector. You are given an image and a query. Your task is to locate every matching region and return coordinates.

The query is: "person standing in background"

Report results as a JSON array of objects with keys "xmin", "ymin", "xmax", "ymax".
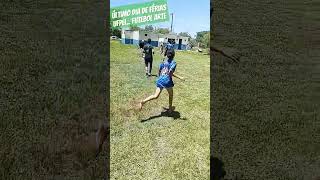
[{"xmin": 143, "ymin": 38, "xmax": 154, "ymax": 76}]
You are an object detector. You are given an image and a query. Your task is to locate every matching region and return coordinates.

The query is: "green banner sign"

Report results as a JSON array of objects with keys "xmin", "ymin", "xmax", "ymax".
[{"xmin": 111, "ymin": 0, "xmax": 169, "ymax": 28}]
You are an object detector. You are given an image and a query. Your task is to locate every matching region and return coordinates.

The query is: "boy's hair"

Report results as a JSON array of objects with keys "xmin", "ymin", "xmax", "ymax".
[
  {"xmin": 147, "ymin": 38, "xmax": 151, "ymax": 43},
  {"xmin": 166, "ymin": 49, "xmax": 175, "ymax": 59}
]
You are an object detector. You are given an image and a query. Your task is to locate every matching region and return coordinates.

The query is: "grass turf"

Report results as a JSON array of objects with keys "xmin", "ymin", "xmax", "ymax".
[
  {"xmin": 211, "ymin": 0, "xmax": 320, "ymax": 179},
  {"xmin": 110, "ymin": 41, "xmax": 210, "ymax": 179},
  {"xmin": 0, "ymin": 1, "xmax": 108, "ymax": 179}
]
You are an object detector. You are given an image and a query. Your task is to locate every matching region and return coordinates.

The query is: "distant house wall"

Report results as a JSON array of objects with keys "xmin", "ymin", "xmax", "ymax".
[
  {"xmin": 121, "ymin": 30, "xmax": 126, "ymax": 44},
  {"xmin": 178, "ymin": 37, "xmax": 189, "ymax": 50},
  {"xmin": 139, "ymin": 31, "xmax": 159, "ymax": 47},
  {"xmin": 158, "ymin": 38, "xmax": 165, "ymax": 42},
  {"xmin": 132, "ymin": 31, "xmax": 139, "ymax": 40},
  {"xmin": 158, "ymin": 37, "xmax": 165, "ymax": 47},
  {"xmin": 180, "ymin": 37, "xmax": 189, "ymax": 45},
  {"xmin": 120, "ymin": 30, "xmax": 189, "ymax": 50},
  {"xmin": 132, "ymin": 31, "xmax": 140, "ymax": 45},
  {"xmin": 121, "ymin": 30, "xmax": 134, "ymax": 45},
  {"xmin": 162, "ymin": 34, "xmax": 189, "ymax": 50}
]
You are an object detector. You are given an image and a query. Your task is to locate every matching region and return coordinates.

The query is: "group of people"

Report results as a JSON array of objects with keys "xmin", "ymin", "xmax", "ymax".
[
  {"xmin": 160, "ymin": 40, "xmax": 175, "ymax": 57},
  {"xmin": 138, "ymin": 39, "xmax": 184, "ymax": 113},
  {"xmin": 139, "ymin": 39, "xmax": 176, "ymax": 76}
]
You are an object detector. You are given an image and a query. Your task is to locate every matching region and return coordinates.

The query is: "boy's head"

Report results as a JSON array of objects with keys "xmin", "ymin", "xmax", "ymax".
[
  {"xmin": 147, "ymin": 38, "xmax": 151, "ymax": 43},
  {"xmin": 166, "ymin": 49, "xmax": 175, "ymax": 59}
]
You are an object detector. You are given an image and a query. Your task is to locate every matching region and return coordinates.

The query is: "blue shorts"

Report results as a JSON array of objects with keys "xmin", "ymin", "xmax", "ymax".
[{"xmin": 156, "ymin": 77, "xmax": 174, "ymax": 89}]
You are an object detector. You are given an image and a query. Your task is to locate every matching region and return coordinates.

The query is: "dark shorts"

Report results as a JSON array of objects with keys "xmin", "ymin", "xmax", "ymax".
[{"xmin": 144, "ymin": 58, "xmax": 153, "ymax": 66}]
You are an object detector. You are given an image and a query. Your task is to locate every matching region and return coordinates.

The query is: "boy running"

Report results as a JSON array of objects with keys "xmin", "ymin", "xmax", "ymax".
[
  {"xmin": 164, "ymin": 40, "xmax": 174, "ymax": 58},
  {"xmin": 143, "ymin": 38, "xmax": 154, "ymax": 76},
  {"xmin": 139, "ymin": 49, "xmax": 184, "ymax": 113},
  {"xmin": 160, "ymin": 42, "xmax": 164, "ymax": 55}
]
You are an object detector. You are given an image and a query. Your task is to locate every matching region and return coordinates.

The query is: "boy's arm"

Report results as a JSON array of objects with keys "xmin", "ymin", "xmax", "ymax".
[
  {"xmin": 158, "ymin": 64, "xmax": 163, "ymax": 77},
  {"xmin": 172, "ymin": 73, "xmax": 184, "ymax": 80}
]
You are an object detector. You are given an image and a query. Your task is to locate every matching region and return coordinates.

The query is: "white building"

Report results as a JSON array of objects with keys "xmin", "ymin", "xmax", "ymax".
[
  {"xmin": 121, "ymin": 30, "xmax": 161, "ymax": 47},
  {"xmin": 161, "ymin": 33, "xmax": 190, "ymax": 50},
  {"xmin": 121, "ymin": 30, "xmax": 190, "ymax": 50}
]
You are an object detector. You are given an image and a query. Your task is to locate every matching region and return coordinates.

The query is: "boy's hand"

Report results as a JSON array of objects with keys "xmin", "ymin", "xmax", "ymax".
[{"xmin": 177, "ymin": 76, "xmax": 185, "ymax": 81}]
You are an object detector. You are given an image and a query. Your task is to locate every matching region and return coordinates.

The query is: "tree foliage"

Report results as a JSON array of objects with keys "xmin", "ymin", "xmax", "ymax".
[
  {"xmin": 111, "ymin": 27, "xmax": 121, "ymax": 38},
  {"xmin": 155, "ymin": 28, "xmax": 170, "ymax": 34},
  {"xmin": 144, "ymin": 25, "xmax": 154, "ymax": 32},
  {"xmin": 129, "ymin": 25, "xmax": 141, "ymax": 31},
  {"xmin": 196, "ymin": 31, "xmax": 210, "ymax": 48},
  {"xmin": 189, "ymin": 38, "xmax": 197, "ymax": 48},
  {"xmin": 178, "ymin": 32, "xmax": 191, "ymax": 38}
]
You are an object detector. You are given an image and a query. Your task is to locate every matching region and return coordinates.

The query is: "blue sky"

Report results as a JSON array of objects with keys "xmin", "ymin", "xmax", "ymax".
[{"xmin": 110, "ymin": 0, "xmax": 210, "ymax": 38}]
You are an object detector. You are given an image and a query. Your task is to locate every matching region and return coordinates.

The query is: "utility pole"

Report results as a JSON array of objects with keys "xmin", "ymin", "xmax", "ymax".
[{"xmin": 170, "ymin": 13, "xmax": 173, "ymax": 32}]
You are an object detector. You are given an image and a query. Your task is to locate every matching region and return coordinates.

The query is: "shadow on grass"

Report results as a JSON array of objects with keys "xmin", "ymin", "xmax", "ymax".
[
  {"xmin": 211, "ymin": 156, "xmax": 226, "ymax": 180},
  {"xmin": 140, "ymin": 110, "xmax": 187, "ymax": 122},
  {"xmin": 211, "ymin": 156, "xmax": 241, "ymax": 180},
  {"xmin": 146, "ymin": 74, "xmax": 158, "ymax": 79}
]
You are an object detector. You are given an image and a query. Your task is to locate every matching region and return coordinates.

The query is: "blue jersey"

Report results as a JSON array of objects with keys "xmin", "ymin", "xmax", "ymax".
[{"xmin": 156, "ymin": 59, "xmax": 177, "ymax": 89}]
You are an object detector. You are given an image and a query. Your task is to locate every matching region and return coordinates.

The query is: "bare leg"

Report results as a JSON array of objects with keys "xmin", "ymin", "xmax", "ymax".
[
  {"xmin": 145, "ymin": 60, "xmax": 148, "ymax": 75},
  {"xmin": 139, "ymin": 87, "xmax": 162, "ymax": 110},
  {"xmin": 147, "ymin": 62, "xmax": 151, "ymax": 75},
  {"xmin": 166, "ymin": 87, "xmax": 173, "ymax": 112},
  {"xmin": 148, "ymin": 60, "xmax": 153, "ymax": 75}
]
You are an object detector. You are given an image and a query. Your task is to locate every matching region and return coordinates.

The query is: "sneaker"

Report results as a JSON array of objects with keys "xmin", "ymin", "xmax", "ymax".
[{"xmin": 162, "ymin": 106, "xmax": 175, "ymax": 112}]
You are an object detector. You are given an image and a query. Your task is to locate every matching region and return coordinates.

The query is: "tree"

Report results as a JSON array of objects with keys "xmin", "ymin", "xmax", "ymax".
[
  {"xmin": 195, "ymin": 31, "xmax": 210, "ymax": 48},
  {"xmin": 189, "ymin": 38, "xmax": 197, "ymax": 48},
  {"xmin": 196, "ymin": 31, "xmax": 209, "ymax": 43},
  {"xmin": 203, "ymin": 33, "xmax": 210, "ymax": 48},
  {"xmin": 111, "ymin": 27, "xmax": 121, "ymax": 38},
  {"xmin": 129, "ymin": 25, "xmax": 141, "ymax": 31},
  {"xmin": 144, "ymin": 25, "xmax": 154, "ymax": 32},
  {"xmin": 109, "ymin": 19, "xmax": 122, "ymax": 37},
  {"xmin": 155, "ymin": 28, "xmax": 170, "ymax": 34},
  {"xmin": 178, "ymin": 32, "xmax": 191, "ymax": 38}
]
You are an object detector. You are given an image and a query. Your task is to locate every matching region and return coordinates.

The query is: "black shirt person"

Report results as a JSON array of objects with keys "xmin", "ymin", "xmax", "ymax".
[
  {"xmin": 139, "ymin": 40, "xmax": 145, "ymax": 58},
  {"xmin": 143, "ymin": 38, "xmax": 154, "ymax": 76},
  {"xmin": 139, "ymin": 40, "xmax": 145, "ymax": 49}
]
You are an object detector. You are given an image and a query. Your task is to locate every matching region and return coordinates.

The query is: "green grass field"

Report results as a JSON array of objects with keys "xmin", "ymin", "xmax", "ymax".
[
  {"xmin": 2, "ymin": 0, "xmax": 319, "ymax": 179},
  {"xmin": 110, "ymin": 41, "xmax": 210, "ymax": 179},
  {"xmin": 211, "ymin": 0, "xmax": 319, "ymax": 179},
  {"xmin": 1, "ymin": 1, "xmax": 108, "ymax": 179}
]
